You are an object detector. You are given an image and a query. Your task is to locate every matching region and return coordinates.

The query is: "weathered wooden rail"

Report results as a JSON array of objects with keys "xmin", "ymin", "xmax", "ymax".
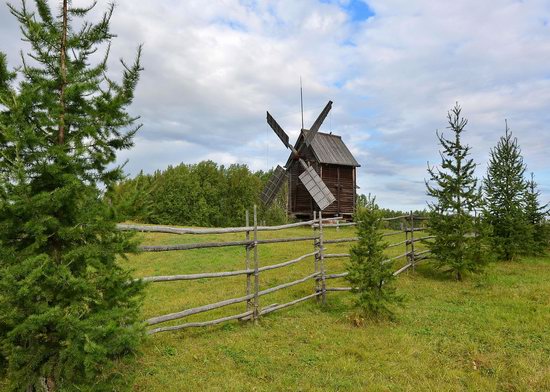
[
  {"xmin": 122, "ymin": 209, "xmax": 432, "ymax": 334},
  {"xmin": 322, "ymin": 212, "xmax": 433, "ymax": 292}
]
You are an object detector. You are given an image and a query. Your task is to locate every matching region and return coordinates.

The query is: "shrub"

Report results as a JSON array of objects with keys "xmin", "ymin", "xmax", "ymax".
[{"xmin": 346, "ymin": 197, "xmax": 402, "ymax": 316}]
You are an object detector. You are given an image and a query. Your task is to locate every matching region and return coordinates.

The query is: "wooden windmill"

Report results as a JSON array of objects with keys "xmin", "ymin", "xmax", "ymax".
[{"xmin": 261, "ymin": 101, "xmax": 360, "ymax": 219}]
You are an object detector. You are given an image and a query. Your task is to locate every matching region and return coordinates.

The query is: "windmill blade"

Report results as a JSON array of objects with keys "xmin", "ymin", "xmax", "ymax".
[
  {"xmin": 260, "ymin": 165, "xmax": 288, "ymax": 206},
  {"xmin": 303, "ymin": 100, "xmax": 333, "ymax": 147},
  {"xmin": 299, "ymin": 165, "xmax": 336, "ymax": 211},
  {"xmin": 267, "ymin": 111, "xmax": 290, "ymax": 149}
]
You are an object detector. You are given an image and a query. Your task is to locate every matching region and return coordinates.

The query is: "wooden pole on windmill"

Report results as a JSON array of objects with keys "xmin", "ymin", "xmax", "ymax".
[{"xmin": 300, "ymin": 76, "xmax": 304, "ymax": 130}]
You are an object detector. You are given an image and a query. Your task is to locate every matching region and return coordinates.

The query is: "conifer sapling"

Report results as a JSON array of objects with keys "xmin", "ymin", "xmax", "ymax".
[
  {"xmin": 346, "ymin": 196, "xmax": 401, "ymax": 317},
  {"xmin": 483, "ymin": 122, "xmax": 530, "ymax": 260},
  {"xmin": 425, "ymin": 103, "xmax": 489, "ymax": 280}
]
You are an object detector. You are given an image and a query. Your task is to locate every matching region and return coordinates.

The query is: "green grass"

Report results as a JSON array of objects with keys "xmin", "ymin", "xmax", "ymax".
[
  {"xmin": 2, "ymin": 226, "xmax": 549, "ymax": 391},
  {"xmin": 117, "ymin": 226, "xmax": 550, "ymax": 391}
]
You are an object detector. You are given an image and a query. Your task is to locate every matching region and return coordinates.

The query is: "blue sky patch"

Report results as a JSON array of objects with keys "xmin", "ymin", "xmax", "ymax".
[
  {"xmin": 341, "ymin": 0, "xmax": 375, "ymax": 22},
  {"xmin": 319, "ymin": 0, "xmax": 374, "ymax": 22}
]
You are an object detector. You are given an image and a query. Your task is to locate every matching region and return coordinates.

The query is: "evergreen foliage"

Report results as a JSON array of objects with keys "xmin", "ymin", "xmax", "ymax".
[
  {"xmin": 0, "ymin": 1, "xmax": 144, "ymax": 390},
  {"xmin": 425, "ymin": 103, "xmax": 488, "ymax": 280},
  {"xmin": 346, "ymin": 196, "xmax": 401, "ymax": 316},
  {"xmin": 108, "ymin": 170, "xmax": 156, "ymax": 223},
  {"xmin": 483, "ymin": 123, "xmax": 531, "ymax": 260},
  {"xmin": 108, "ymin": 161, "xmax": 288, "ymax": 227},
  {"xmin": 524, "ymin": 173, "xmax": 549, "ymax": 255}
]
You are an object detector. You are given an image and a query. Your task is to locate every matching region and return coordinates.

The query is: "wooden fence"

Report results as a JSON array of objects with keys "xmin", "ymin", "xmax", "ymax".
[{"xmin": 118, "ymin": 209, "xmax": 433, "ymax": 335}]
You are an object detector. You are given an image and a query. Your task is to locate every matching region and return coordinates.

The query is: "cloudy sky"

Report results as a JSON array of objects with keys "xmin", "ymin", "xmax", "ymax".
[{"xmin": 1, "ymin": 0, "xmax": 549, "ymax": 210}]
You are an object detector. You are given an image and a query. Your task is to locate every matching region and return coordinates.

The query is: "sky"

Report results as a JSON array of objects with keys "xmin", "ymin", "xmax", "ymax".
[{"xmin": 1, "ymin": 0, "xmax": 549, "ymax": 210}]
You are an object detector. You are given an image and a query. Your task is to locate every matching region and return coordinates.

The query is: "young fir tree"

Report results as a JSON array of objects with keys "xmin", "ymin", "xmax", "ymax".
[
  {"xmin": 346, "ymin": 196, "xmax": 401, "ymax": 316},
  {"xmin": 524, "ymin": 173, "xmax": 549, "ymax": 255},
  {"xmin": 425, "ymin": 103, "xmax": 488, "ymax": 281},
  {"xmin": 483, "ymin": 123, "xmax": 531, "ymax": 261},
  {"xmin": 0, "ymin": 1, "xmax": 144, "ymax": 390}
]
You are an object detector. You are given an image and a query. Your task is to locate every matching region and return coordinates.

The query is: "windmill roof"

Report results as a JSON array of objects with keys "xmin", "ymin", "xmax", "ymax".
[{"xmin": 287, "ymin": 130, "xmax": 360, "ymax": 167}]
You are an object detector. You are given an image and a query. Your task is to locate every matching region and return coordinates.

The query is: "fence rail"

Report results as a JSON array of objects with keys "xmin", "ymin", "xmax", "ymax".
[
  {"xmin": 118, "ymin": 217, "xmax": 342, "ymax": 236},
  {"xmin": 140, "ymin": 235, "xmax": 319, "ymax": 252},
  {"xmin": 124, "ymin": 209, "xmax": 432, "ymax": 334}
]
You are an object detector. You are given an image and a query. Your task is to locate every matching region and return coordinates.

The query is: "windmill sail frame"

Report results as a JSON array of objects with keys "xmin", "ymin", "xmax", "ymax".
[
  {"xmin": 261, "ymin": 100, "xmax": 339, "ymax": 213},
  {"xmin": 260, "ymin": 165, "xmax": 287, "ymax": 206},
  {"xmin": 298, "ymin": 165, "xmax": 336, "ymax": 211}
]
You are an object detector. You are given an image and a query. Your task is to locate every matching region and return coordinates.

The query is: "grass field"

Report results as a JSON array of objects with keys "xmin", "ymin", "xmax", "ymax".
[
  {"xmin": 114, "ymin": 225, "xmax": 550, "ymax": 391},
  {"xmin": 1, "ymin": 225, "xmax": 548, "ymax": 391}
]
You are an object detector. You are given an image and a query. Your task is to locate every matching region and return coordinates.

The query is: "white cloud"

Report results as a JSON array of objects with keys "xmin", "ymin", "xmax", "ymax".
[{"xmin": 1, "ymin": 0, "xmax": 549, "ymax": 209}]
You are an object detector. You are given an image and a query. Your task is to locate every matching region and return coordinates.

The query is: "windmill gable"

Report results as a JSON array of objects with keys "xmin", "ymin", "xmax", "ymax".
[{"xmin": 286, "ymin": 130, "xmax": 360, "ymax": 168}]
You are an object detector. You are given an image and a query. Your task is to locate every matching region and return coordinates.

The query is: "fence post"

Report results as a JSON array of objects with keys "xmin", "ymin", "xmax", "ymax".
[
  {"xmin": 253, "ymin": 205, "xmax": 259, "ymax": 323},
  {"xmin": 404, "ymin": 216, "xmax": 409, "ymax": 266},
  {"xmin": 313, "ymin": 211, "xmax": 319, "ymax": 299},
  {"xmin": 319, "ymin": 210, "xmax": 326, "ymax": 305},
  {"xmin": 409, "ymin": 210, "xmax": 415, "ymax": 271},
  {"xmin": 245, "ymin": 210, "xmax": 251, "ymax": 312}
]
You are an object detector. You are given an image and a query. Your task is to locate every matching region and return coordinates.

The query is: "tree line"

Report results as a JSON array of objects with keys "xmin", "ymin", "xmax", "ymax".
[
  {"xmin": 107, "ymin": 161, "xmax": 287, "ymax": 227},
  {"xmin": 109, "ymin": 167, "xmax": 426, "ymax": 229}
]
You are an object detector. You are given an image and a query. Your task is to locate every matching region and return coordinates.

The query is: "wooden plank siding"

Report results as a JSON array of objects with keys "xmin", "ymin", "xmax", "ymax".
[
  {"xmin": 321, "ymin": 164, "xmax": 354, "ymax": 216},
  {"xmin": 285, "ymin": 130, "xmax": 360, "ymax": 219},
  {"xmin": 287, "ymin": 148, "xmax": 356, "ymax": 218}
]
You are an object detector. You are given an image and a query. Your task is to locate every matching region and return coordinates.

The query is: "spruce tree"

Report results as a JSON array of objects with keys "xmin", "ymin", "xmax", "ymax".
[
  {"xmin": 524, "ymin": 173, "xmax": 549, "ymax": 255},
  {"xmin": 483, "ymin": 123, "xmax": 530, "ymax": 260},
  {"xmin": 425, "ymin": 103, "xmax": 488, "ymax": 281},
  {"xmin": 0, "ymin": 1, "xmax": 144, "ymax": 390},
  {"xmin": 346, "ymin": 196, "xmax": 401, "ymax": 316}
]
